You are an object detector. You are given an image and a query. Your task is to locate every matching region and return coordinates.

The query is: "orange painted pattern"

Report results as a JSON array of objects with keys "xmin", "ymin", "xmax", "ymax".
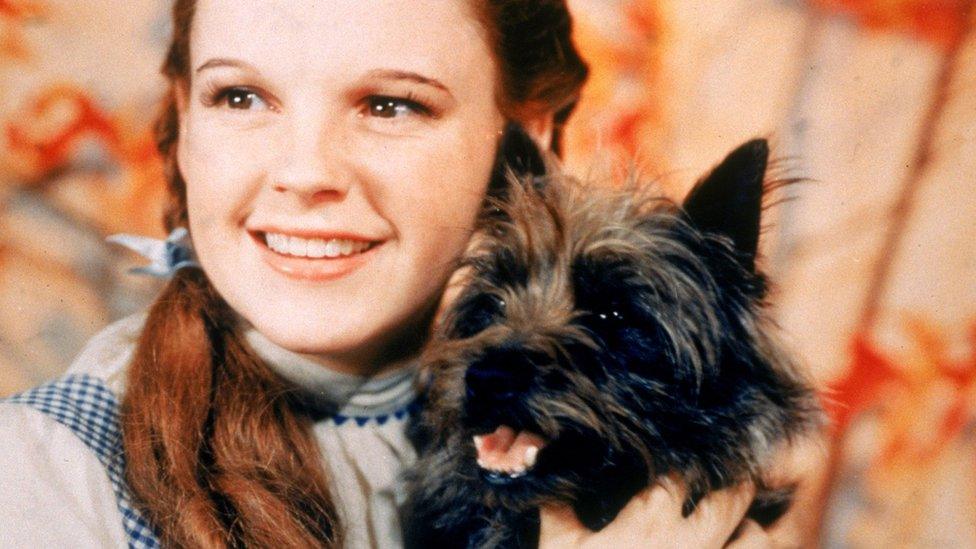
[
  {"xmin": 2, "ymin": 85, "xmax": 166, "ymax": 235},
  {"xmin": 824, "ymin": 332, "xmax": 905, "ymax": 435},
  {"xmin": 565, "ymin": 0, "xmax": 668, "ymax": 176},
  {"xmin": 0, "ymin": 0, "xmax": 43, "ymax": 18},
  {"xmin": 879, "ymin": 319, "xmax": 976, "ymax": 465},
  {"xmin": 5, "ymin": 86, "xmax": 124, "ymax": 177},
  {"xmin": 816, "ymin": 319, "xmax": 976, "ymax": 545},
  {"xmin": 0, "ymin": 0, "xmax": 45, "ymax": 61},
  {"xmin": 828, "ymin": 317, "xmax": 976, "ymax": 466},
  {"xmin": 811, "ymin": 0, "xmax": 972, "ymax": 50}
]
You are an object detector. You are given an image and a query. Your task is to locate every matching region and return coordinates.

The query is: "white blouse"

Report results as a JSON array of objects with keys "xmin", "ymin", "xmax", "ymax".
[{"xmin": 0, "ymin": 314, "xmax": 419, "ymax": 549}]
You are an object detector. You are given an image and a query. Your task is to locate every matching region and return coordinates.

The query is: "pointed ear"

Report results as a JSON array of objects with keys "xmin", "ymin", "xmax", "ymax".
[
  {"xmin": 682, "ymin": 139, "xmax": 769, "ymax": 269},
  {"xmin": 496, "ymin": 121, "xmax": 547, "ymax": 177},
  {"xmin": 483, "ymin": 122, "xmax": 550, "ymax": 220}
]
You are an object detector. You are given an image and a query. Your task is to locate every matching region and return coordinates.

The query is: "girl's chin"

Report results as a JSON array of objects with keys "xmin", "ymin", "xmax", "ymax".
[
  {"xmin": 243, "ymin": 323, "xmax": 377, "ymax": 369},
  {"xmin": 244, "ymin": 308, "xmax": 431, "ymax": 374},
  {"xmin": 255, "ymin": 325, "xmax": 371, "ymax": 354}
]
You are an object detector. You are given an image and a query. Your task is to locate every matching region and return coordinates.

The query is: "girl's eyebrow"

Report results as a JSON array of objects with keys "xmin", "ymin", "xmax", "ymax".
[
  {"xmin": 195, "ymin": 57, "xmax": 257, "ymax": 74},
  {"xmin": 363, "ymin": 69, "xmax": 453, "ymax": 98},
  {"xmin": 194, "ymin": 59, "xmax": 456, "ymax": 100}
]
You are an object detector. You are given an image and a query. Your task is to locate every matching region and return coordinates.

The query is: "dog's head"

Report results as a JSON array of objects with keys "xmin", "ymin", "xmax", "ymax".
[{"xmin": 421, "ymin": 139, "xmax": 818, "ymax": 512}]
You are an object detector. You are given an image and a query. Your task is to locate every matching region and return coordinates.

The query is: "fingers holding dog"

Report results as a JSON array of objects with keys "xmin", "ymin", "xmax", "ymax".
[
  {"xmin": 685, "ymin": 480, "xmax": 757, "ymax": 546},
  {"xmin": 539, "ymin": 476, "xmax": 759, "ymax": 549},
  {"xmin": 725, "ymin": 519, "xmax": 775, "ymax": 549}
]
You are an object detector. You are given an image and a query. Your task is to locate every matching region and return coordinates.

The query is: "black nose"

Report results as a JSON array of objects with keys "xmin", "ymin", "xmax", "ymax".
[{"xmin": 464, "ymin": 348, "xmax": 547, "ymax": 402}]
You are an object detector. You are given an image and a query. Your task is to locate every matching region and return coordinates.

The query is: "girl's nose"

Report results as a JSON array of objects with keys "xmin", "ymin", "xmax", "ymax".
[
  {"xmin": 272, "ymin": 178, "xmax": 346, "ymax": 203},
  {"xmin": 271, "ymin": 116, "xmax": 351, "ymax": 202}
]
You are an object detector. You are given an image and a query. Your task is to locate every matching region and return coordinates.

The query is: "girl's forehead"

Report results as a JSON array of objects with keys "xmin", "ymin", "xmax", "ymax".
[{"xmin": 190, "ymin": 0, "xmax": 491, "ymax": 83}]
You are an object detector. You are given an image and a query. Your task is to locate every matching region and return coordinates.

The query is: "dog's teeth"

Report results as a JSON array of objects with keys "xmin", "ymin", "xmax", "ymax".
[
  {"xmin": 524, "ymin": 446, "xmax": 539, "ymax": 468},
  {"xmin": 477, "ymin": 459, "xmax": 487, "ymax": 469},
  {"xmin": 473, "ymin": 435, "xmax": 485, "ymax": 452}
]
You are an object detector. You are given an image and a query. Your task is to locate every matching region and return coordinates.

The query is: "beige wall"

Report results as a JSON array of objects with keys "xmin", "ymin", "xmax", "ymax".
[{"xmin": 2, "ymin": 1, "xmax": 974, "ymax": 545}]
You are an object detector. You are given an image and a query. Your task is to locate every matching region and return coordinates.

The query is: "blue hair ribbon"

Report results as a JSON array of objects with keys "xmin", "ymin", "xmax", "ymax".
[{"xmin": 106, "ymin": 227, "xmax": 200, "ymax": 277}]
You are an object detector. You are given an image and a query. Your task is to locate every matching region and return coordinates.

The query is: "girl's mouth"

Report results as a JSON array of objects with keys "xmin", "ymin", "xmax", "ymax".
[
  {"xmin": 262, "ymin": 231, "xmax": 378, "ymax": 259},
  {"xmin": 252, "ymin": 230, "xmax": 384, "ymax": 281}
]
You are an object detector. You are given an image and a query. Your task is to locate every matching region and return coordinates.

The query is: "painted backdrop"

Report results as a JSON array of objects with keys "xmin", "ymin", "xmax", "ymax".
[{"xmin": 2, "ymin": 1, "xmax": 974, "ymax": 546}]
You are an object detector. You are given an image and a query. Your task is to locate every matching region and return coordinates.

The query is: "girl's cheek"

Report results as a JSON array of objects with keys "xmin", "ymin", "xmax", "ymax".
[
  {"xmin": 184, "ymin": 115, "xmax": 275, "ymax": 189},
  {"xmin": 354, "ymin": 120, "xmax": 493, "ymax": 192}
]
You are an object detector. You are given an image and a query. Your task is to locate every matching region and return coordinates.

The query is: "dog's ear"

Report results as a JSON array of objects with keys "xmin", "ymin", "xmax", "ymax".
[
  {"xmin": 484, "ymin": 122, "xmax": 549, "ymax": 219},
  {"xmin": 495, "ymin": 122, "xmax": 547, "ymax": 177},
  {"xmin": 682, "ymin": 139, "xmax": 768, "ymax": 270}
]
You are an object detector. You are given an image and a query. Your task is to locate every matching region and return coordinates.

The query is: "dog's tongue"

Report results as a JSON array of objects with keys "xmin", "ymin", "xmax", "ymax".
[{"xmin": 474, "ymin": 425, "xmax": 547, "ymax": 474}]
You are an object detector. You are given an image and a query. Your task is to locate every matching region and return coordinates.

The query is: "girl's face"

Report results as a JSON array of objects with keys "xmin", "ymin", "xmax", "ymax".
[{"xmin": 178, "ymin": 0, "xmax": 506, "ymax": 373}]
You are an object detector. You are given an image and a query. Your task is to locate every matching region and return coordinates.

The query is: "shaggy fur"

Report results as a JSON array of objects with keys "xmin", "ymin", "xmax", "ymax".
[{"xmin": 404, "ymin": 138, "xmax": 822, "ymax": 548}]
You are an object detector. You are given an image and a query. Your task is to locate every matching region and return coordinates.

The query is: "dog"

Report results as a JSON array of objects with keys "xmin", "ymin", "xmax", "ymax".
[{"xmin": 404, "ymin": 137, "xmax": 822, "ymax": 548}]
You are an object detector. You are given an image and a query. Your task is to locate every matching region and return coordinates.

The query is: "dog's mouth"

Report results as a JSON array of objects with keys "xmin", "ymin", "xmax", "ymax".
[{"xmin": 473, "ymin": 424, "xmax": 549, "ymax": 481}]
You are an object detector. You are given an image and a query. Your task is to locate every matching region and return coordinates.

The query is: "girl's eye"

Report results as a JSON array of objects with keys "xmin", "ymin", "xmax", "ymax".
[
  {"xmin": 364, "ymin": 95, "xmax": 430, "ymax": 119},
  {"xmin": 213, "ymin": 87, "xmax": 270, "ymax": 111}
]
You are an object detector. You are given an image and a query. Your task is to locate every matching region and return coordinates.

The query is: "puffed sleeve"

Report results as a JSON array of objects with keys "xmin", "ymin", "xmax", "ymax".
[{"xmin": 0, "ymin": 402, "xmax": 127, "ymax": 548}]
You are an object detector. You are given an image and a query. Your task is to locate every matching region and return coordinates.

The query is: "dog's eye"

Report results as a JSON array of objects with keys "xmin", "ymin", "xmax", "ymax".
[
  {"xmin": 454, "ymin": 293, "xmax": 507, "ymax": 338},
  {"xmin": 594, "ymin": 309, "xmax": 625, "ymax": 322}
]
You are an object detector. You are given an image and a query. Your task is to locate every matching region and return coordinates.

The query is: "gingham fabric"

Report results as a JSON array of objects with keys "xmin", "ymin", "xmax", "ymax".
[{"xmin": 4, "ymin": 374, "xmax": 161, "ymax": 548}]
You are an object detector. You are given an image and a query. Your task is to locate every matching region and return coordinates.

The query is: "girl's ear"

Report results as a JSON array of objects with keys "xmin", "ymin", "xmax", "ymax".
[
  {"xmin": 519, "ymin": 113, "xmax": 555, "ymax": 153},
  {"xmin": 174, "ymin": 79, "xmax": 189, "ymax": 122}
]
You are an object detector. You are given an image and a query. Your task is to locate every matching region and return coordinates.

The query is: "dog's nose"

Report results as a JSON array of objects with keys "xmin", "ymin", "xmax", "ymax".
[{"xmin": 464, "ymin": 349, "xmax": 545, "ymax": 402}]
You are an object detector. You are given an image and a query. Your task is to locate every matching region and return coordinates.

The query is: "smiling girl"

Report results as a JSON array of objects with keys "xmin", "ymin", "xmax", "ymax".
[{"xmin": 0, "ymin": 1, "xmax": 777, "ymax": 547}]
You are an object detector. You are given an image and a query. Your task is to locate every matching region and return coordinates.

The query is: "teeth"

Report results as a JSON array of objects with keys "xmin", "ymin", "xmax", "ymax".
[
  {"xmin": 264, "ymin": 232, "xmax": 371, "ymax": 258},
  {"xmin": 288, "ymin": 236, "xmax": 307, "ymax": 257},
  {"xmin": 474, "ymin": 445, "xmax": 540, "ymax": 477},
  {"xmin": 307, "ymin": 238, "xmax": 327, "ymax": 258},
  {"xmin": 479, "ymin": 463, "xmax": 527, "ymax": 479}
]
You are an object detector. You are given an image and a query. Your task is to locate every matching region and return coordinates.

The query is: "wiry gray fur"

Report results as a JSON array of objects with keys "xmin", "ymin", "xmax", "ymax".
[{"xmin": 404, "ymin": 139, "xmax": 822, "ymax": 549}]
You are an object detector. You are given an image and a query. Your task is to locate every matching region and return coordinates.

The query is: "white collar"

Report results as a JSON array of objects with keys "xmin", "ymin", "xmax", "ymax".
[{"xmin": 240, "ymin": 322, "xmax": 418, "ymax": 419}]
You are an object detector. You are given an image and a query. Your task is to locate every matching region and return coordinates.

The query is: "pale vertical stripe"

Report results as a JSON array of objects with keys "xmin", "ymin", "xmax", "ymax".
[
  {"xmin": 661, "ymin": 0, "xmax": 812, "ymax": 192},
  {"xmin": 315, "ymin": 418, "xmax": 417, "ymax": 549},
  {"xmin": 875, "ymin": 27, "xmax": 976, "ymax": 355},
  {"xmin": 771, "ymin": 18, "xmax": 943, "ymax": 380}
]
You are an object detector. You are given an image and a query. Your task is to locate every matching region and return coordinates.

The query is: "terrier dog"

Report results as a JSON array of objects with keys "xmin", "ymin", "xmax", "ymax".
[{"xmin": 404, "ymin": 137, "xmax": 822, "ymax": 548}]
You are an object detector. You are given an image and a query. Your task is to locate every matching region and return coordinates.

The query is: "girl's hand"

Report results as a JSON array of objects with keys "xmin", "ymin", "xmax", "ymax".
[{"xmin": 538, "ymin": 476, "xmax": 771, "ymax": 549}]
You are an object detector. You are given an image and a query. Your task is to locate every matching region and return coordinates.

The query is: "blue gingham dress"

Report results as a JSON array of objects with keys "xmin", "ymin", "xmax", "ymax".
[
  {"xmin": 4, "ymin": 374, "xmax": 161, "ymax": 548},
  {"xmin": 0, "ymin": 314, "xmax": 420, "ymax": 549}
]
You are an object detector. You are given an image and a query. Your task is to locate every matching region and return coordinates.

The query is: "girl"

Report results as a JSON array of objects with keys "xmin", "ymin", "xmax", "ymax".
[{"xmin": 0, "ymin": 1, "xmax": 776, "ymax": 547}]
